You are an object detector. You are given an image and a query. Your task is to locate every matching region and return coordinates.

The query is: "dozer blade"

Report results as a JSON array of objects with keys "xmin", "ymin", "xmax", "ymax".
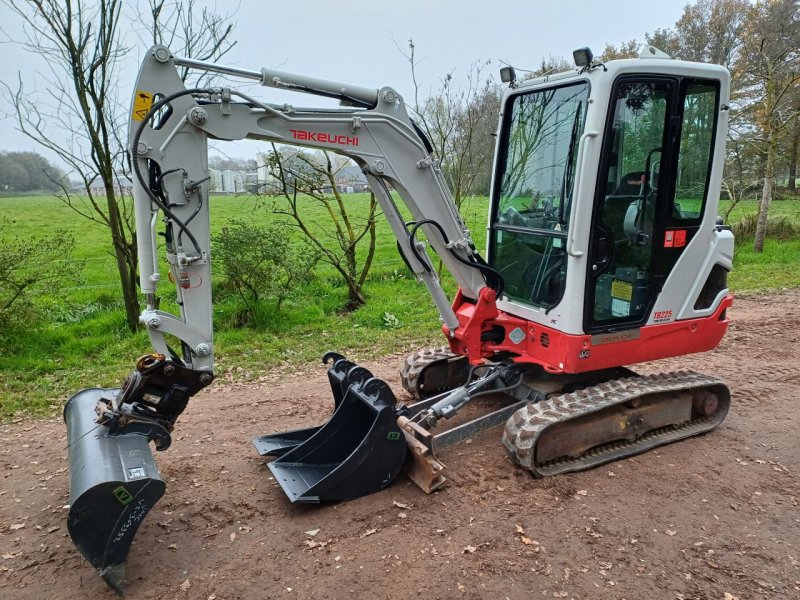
[
  {"xmin": 503, "ymin": 371, "xmax": 730, "ymax": 477},
  {"xmin": 64, "ymin": 388, "xmax": 168, "ymax": 595},
  {"xmin": 253, "ymin": 352, "xmax": 354, "ymax": 457},
  {"xmin": 264, "ymin": 360, "xmax": 407, "ymax": 503}
]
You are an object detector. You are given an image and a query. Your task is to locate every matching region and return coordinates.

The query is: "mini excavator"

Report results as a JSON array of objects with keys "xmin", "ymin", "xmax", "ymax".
[{"xmin": 64, "ymin": 45, "xmax": 734, "ymax": 592}]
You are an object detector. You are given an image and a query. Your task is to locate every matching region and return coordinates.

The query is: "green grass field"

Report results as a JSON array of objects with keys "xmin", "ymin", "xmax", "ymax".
[{"xmin": 1, "ymin": 193, "xmax": 798, "ymax": 418}]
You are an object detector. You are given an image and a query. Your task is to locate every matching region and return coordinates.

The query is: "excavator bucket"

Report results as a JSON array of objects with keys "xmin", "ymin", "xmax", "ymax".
[
  {"xmin": 257, "ymin": 355, "xmax": 407, "ymax": 503},
  {"xmin": 253, "ymin": 352, "xmax": 353, "ymax": 457},
  {"xmin": 64, "ymin": 388, "xmax": 167, "ymax": 595}
]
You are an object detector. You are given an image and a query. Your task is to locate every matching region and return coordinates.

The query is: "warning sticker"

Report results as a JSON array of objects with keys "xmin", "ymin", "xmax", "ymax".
[
  {"xmin": 611, "ymin": 279, "xmax": 633, "ymax": 301},
  {"xmin": 611, "ymin": 298, "xmax": 630, "ymax": 317},
  {"xmin": 664, "ymin": 229, "xmax": 687, "ymax": 248},
  {"xmin": 132, "ymin": 90, "xmax": 153, "ymax": 122}
]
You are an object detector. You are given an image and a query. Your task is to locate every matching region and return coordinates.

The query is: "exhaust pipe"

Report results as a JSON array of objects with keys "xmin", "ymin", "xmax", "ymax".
[{"xmin": 64, "ymin": 388, "xmax": 167, "ymax": 595}]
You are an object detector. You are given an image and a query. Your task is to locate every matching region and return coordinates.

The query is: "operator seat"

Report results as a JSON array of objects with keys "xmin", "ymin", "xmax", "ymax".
[{"xmin": 602, "ymin": 171, "xmax": 645, "ymax": 241}]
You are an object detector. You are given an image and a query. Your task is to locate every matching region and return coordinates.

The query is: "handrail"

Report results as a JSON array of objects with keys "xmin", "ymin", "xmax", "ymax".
[{"xmin": 566, "ymin": 130, "xmax": 599, "ymax": 258}]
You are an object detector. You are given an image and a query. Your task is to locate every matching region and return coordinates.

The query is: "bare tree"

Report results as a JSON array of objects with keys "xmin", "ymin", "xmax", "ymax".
[
  {"xmin": 265, "ymin": 146, "xmax": 378, "ymax": 311},
  {"xmin": 721, "ymin": 136, "xmax": 760, "ymax": 220},
  {"xmin": 2, "ymin": 0, "xmax": 237, "ymax": 331},
  {"xmin": 785, "ymin": 93, "xmax": 800, "ymax": 191},
  {"xmin": 738, "ymin": 0, "xmax": 800, "ymax": 252},
  {"xmin": 646, "ymin": 0, "xmax": 750, "ymax": 68},
  {"xmin": 2, "ymin": 0, "xmax": 140, "ymax": 330},
  {"xmin": 401, "ymin": 39, "xmax": 501, "ymax": 211},
  {"xmin": 142, "ymin": 0, "xmax": 237, "ymax": 84}
]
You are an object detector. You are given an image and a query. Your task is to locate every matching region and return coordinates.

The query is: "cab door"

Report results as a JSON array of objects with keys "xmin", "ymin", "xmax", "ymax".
[
  {"xmin": 585, "ymin": 76, "xmax": 721, "ymax": 333},
  {"xmin": 585, "ymin": 77, "xmax": 677, "ymax": 332}
]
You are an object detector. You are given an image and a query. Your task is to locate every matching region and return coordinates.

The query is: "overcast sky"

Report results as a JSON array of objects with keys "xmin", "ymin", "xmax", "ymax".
[{"xmin": 0, "ymin": 0, "xmax": 687, "ymax": 170}]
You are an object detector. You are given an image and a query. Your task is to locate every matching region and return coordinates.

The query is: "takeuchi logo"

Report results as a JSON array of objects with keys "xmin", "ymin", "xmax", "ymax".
[{"xmin": 289, "ymin": 129, "xmax": 359, "ymax": 146}]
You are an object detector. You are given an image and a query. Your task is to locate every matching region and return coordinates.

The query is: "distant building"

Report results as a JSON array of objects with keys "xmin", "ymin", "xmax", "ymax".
[
  {"xmin": 208, "ymin": 168, "xmax": 257, "ymax": 194},
  {"xmin": 209, "ymin": 168, "xmax": 223, "ymax": 192},
  {"xmin": 79, "ymin": 175, "xmax": 133, "ymax": 196},
  {"xmin": 335, "ymin": 165, "xmax": 369, "ymax": 193}
]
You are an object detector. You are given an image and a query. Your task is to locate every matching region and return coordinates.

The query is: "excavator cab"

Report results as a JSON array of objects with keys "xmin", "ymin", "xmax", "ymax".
[{"xmin": 487, "ymin": 65, "xmax": 727, "ymax": 338}]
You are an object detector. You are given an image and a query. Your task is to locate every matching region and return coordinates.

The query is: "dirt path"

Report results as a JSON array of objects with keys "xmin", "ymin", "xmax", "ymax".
[{"xmin": 2, "ymin": 292, "xmax": 799, "ymax": 600}]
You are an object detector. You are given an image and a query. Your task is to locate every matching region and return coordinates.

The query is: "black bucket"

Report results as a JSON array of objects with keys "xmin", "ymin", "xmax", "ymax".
[
  {"xmin": 64, "ymin": 388, "xmax": 166, "ymax": 595},
  {"xmin": 264, "ymin": 361, "xmax": 407, "ymax": 503},
  {"xmin": 253, "ymin": 353, "xmax": 356, "ymax": 457}
]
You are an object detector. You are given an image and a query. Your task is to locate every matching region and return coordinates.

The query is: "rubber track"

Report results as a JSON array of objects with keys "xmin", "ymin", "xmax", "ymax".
[
  {"xmin": 502, "ymin": 370, "xmax": 730, "ymax": 477},
  {"xmin": 400, "ymin": 346, "xmax": 460, "ymax": 399}
]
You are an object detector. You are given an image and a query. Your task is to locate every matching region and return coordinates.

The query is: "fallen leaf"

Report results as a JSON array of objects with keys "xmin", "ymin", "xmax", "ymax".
[
  {"xmin": 47, "ymin": 526, "xmax": 60, "ymax": 533},
  {"xmin": 304, "ymin": 528, "xmax": 320, "ymax": 537},
  {"xmin": 397, "ymin": 512, "xmax": 407, "ymax": 519},
  {"xmin": 554, "ymin": 592, "xmax": 568, "ymax": 598},
  {"xmin": 723, "ymin": 594, "xmax": 739, "ymax": 600},
  {"xmin": 392, "ymin": 501, "xmax": 408, "ymax": 509},
  {"xmin": 2, "ymin": 552, "xmax": 21, "ymax": 560},
  {"xmin": 229, "ymin": 532, "xmax": 236, "ymax": 541},
  {"xmin": 360, "ymin": 528, "xmax": 377, "ymax": 538},
  {"xmin": 521, "ymin": 536, "xmax": 538, "ymax": 546},
  {"xmin": 666, "ymin": 529, "xmax": 677, "ymax": 536},
  {"xmin": 9, "ymin": 523, "xmax": 25, "ymax": 531},
  {"xmin": 168, "ymin": 543, "xmax": 178, "ymax": 550},
  {"xmin": 180, "ymin": 579, "xmax": 191, "ymax": 592},
  {"xmin": 463, "ymin": 545, "xmax": 477, "ymax": 554},
  {"xmin": 515, "ymin": 525, "xmax": 525, "ymax": 534},
  {"xmin": 576, "ymin": 489, "xmax": 588, "ymax": 496}
]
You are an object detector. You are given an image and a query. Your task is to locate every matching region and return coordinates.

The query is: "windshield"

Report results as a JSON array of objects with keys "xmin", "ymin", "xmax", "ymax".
[
  {"xmin": 490, "ymin": 81, "xmax": 589, "ymax": 309},
  {"xmin": 495, "ymin": 82, "xmax": 589, "ymax": 232}
]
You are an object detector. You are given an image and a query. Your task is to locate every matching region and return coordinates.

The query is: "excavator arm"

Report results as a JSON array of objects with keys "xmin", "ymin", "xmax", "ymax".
[{"xmin": 131, "ymin": 46, "xmax": 492, "ymax": 377}]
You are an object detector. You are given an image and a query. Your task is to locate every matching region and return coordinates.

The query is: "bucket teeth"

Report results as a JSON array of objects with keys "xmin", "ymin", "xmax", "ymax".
[{"xmin": 100, "ymin": 563, "xmax": 127, "ymax": 596}]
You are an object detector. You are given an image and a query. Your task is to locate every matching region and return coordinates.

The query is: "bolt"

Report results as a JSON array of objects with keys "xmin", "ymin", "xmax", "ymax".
[
  {"xmin": 135, "ymin": 141, "xmax": 149, "ymax": 156},
  {"xmin": 163, "ymin": 364, "xmax": 176, "ymax": 376},
  {"xmin": 373, "ymin": 160, "xmax": 385, "ymax": 173},
  {"xmin": 199, "ymin": 372, "xmax": 213, "ymax": 386},
  {"xmin": 147, "ymin": 317, "xmax": 161, "ymax": 329},
  {"xmin": 188, "ymin": 106, "xmax": 208, "ymax": 126},
  {"xmin": 152, "ymin": 46, "xmax": 171, "ymax": 63},
  {"xmin": 382, "ymin": 89, "xmax": 397, "ymax": 104},
  {"xmin": 195, "ymin": 343, "xmax": 210, "ymax": 357}
]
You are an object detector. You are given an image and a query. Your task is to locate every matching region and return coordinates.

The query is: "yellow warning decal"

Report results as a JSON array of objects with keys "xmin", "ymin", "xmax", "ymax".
[
  {"xmin": 611, "ymin": 280, "xmax": 633, "ymax": 301},
  {"xmin": 132, "ymin": 90, "xmax": 153, "ymax": 122}
]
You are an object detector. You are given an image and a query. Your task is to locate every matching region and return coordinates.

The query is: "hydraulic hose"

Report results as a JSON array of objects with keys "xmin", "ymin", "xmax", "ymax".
[
  {"xmin": 131, "ymin": 87, "xmax": 216, "ymax": 255},
  {"xmin": 408, "ymin": 219, "xmax": 505, "ymax": 298}
]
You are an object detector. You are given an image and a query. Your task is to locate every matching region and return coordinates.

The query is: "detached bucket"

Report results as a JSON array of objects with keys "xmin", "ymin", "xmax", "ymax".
[
  {"xmin": 253, "ymin": 353, "xmax": 355, "ymax": 457},
  {"xmin": 64, "ymin": 388, "xmax": 166, "ymax": 595},
  {"xmin": 267, "ymin": 364, "xmax": 407, "ymax": 503}
]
